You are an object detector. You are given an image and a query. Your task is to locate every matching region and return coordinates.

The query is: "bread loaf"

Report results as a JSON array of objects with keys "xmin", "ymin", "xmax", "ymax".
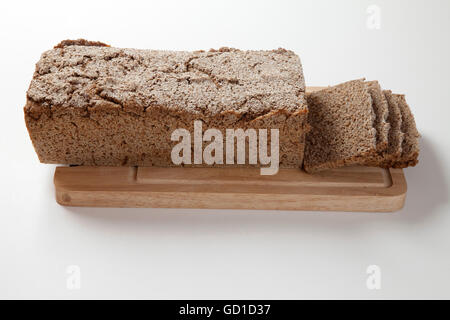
[
  {"xmin": 24, "ymin": 40, "xmax": 309, "ymax": 167},
  {"xmin": 24, "ymin": 40, "xmax": 420, "ymax": 173}
]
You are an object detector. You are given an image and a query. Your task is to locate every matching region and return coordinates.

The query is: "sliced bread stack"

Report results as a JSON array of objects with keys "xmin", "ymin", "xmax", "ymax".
[{"xmin": 304, "ymin": 79, "xmax": 419, "ymax": 173}]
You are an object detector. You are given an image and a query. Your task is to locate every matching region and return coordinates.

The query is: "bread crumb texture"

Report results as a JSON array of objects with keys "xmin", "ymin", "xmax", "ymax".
[
  {"xmin": 304, "ymin": 81, "xmax": 419, "ymax": 172},
  {"xmin": 304, "ymin": 79, "xmax": 377, "ymax": 173}
]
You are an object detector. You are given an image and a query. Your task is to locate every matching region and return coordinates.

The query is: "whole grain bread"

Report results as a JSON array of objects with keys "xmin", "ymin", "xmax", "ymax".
[
  {"xmin": 379, "ymin": 90, "xmax": 404, "ymax": 167},
  {"xmin": 304, "ymin": 79, "xmax": 377, "ymax": 173},
  {"xmin": 392, "ymin": 94, "xmax": 420, "ymax": 168},
  {"xmin": 365, "ymin": 81, "xmax": 390, "ymax": 150},
  {"xmin": 24, "ymin": 40, "xmax": 309, "ymax": 167}
]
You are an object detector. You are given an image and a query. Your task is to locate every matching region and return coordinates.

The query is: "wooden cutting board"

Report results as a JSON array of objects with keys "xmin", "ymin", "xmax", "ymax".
[{"xmin": 54, "ymin": 166, "xmax": 406, "ymax": 212}]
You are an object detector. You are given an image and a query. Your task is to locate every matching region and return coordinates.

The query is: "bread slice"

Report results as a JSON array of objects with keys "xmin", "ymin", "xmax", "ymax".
[
  {"xmin": 379, "ymin": 90, "xmax": 404, "ymax": 167},
  {"xmin": 304, "ymin": 79, "xmax": 377, "ymax": 173},
  {"xmin": 365, "ymin": 81, "xmax": 390, "ymax": 150},
  {"xmin": 392, "ymin": 94, "xmax": 420, "ymax": 168},
  {"xmin": 361, "ymin": 81, "xmax": 391, "ymax": 166}
]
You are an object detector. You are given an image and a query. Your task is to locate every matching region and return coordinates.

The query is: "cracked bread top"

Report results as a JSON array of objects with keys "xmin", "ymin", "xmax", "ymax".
[{"xmin": 25, "ymin": 40, "xmax": 307, "ymax": 118}]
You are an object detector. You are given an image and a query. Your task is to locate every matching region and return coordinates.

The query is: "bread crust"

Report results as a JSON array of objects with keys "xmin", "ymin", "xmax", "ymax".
[
  {"xmin": 391, "ymin": 94, "xmax": 420, "ymax": 168},
  {"xmin": 378, "ymin": 90, "xmax": 404, "ymax": 167},
  {"xmin": 365, "ymin": 81, "xmax": 390, "ymax": 151}
]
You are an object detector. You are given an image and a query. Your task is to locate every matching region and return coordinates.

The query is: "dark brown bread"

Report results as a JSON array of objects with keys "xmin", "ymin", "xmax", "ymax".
[
  {"xmin": 54, "ymin": 39, "xmax": 110, "ymax": 48},
  {"xmin": 392, "ymin": 94, "xmax": 420, "ymax": 168},
  {"xmin": 379, "ymin": 90, "xmax": 404, "ymax": 167},
  {"xmin": 361, "ymin": 81, "xmax": 391, "ymax": 167},
  {"xmin": 365, "ymin": 81, "xmax": 390, "ymax": 150},
  {"xmin": 24, "ymin": 40, "xmax": 308, "ymax": 167},
  {"xmin": 304, "ymin": 79, "xmax": 377, "ymax": 173}
]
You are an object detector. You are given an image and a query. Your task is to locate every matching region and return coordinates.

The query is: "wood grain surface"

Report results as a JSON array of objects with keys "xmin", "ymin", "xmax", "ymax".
[{"xmin": 54, "ymin": 166, "xmax": 406, "ymax": 212}]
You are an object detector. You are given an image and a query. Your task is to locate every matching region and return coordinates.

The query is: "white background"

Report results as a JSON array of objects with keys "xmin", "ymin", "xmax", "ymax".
[{"xmin": 1, "ymin": 0, "xmax": 449, "ymax": 299}]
